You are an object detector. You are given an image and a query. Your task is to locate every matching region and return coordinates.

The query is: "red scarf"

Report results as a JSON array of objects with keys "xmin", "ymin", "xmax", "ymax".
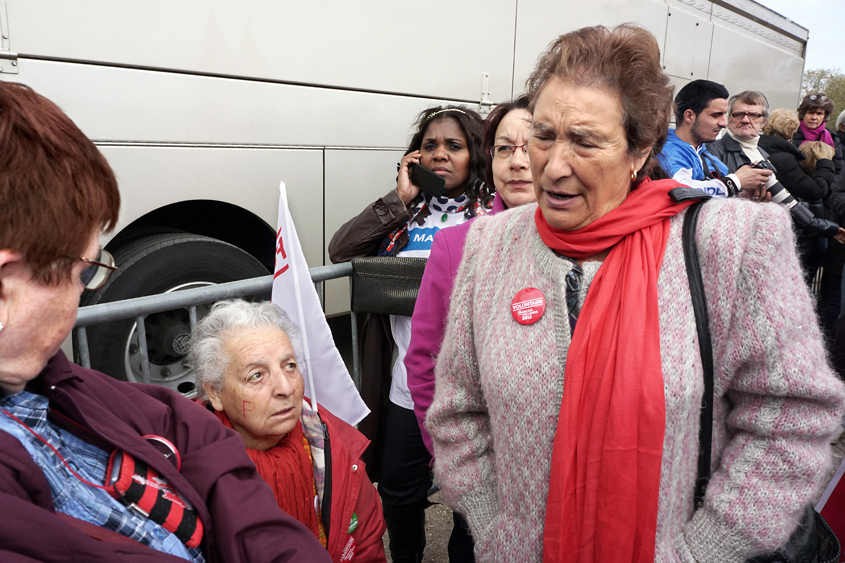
[
  {"xmin": 213, "ymin": 410, "xmax": 321, "ymax": 541},
  {"xmin": 540, "ymin": 178, "xmax": 695, "ymax": 563}
]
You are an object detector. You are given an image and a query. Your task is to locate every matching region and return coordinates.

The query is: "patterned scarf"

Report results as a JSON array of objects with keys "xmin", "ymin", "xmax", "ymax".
[
  {"xmin": 378, "ymin": 192, "xmax": 491, "ymax": 256},
  {"xmin": 538, "ymin": 178, "xmax": 695, "ymax": 563}
]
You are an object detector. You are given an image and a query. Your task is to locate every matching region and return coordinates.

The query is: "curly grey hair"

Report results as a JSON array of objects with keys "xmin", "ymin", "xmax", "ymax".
[{"xmin": 188, "ymin": 299, "xmax": 303, "ymax": 393}]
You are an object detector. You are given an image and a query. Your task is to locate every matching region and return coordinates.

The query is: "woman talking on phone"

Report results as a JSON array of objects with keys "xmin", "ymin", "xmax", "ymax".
[{"xmin": 328, "ymin": 106, "xmax": 492, "ymax": 563}]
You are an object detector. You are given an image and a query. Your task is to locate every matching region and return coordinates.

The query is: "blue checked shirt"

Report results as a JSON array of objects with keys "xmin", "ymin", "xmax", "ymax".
[{"xmin": 0, "ymin": 390, "xmax": 204, "ymax": 562}]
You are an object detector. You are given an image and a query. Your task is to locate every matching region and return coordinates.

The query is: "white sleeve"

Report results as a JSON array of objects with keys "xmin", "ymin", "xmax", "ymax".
[{"xmin": 671, "ymin": 167, "xmax": 730, "ymax": 198}]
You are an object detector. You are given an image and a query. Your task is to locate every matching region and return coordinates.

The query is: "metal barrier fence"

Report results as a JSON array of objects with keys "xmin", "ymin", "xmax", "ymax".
[{"xmin": 73, "ymin": 262, "xmax": 360, "ymax": 392}]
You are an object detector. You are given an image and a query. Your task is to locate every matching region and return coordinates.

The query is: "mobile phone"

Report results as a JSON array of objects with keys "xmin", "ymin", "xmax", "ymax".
[{"xmin": 409, "ymin": 163, "xmax": 446, "ymax": 198}]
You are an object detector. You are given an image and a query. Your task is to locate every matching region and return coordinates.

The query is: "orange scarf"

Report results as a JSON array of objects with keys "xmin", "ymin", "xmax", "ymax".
[
  {"xmin": 213, "ymin": 409, "xmax": 322, "ymax": 541},
  {"xmin": 539, "ymin": 178, "xmax": 695, "ymax": 563}
]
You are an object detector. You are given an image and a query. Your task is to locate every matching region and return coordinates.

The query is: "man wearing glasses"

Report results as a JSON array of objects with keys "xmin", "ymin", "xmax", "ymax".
[
  {"xmin": 707, "ymin": 90, "xmax": 775, "ymax": 182},
  {"xmin": 658, "ymin": 80, "xmax": 772, "ymax": 199},
  {"xmin": 708, "ymin": 90, "xmax": 841, "ymax": 237}
]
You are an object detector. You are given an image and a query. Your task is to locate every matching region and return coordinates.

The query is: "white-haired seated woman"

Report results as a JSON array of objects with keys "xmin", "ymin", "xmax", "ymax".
[{"xmin": 188, "ymin": 299, "xmax": 386, "ymax": 563}]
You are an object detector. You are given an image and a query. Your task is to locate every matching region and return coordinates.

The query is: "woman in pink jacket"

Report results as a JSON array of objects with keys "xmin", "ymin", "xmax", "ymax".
[{"xmin": 405, "ymin": 96, "xmax": 536, "ymax": 560}]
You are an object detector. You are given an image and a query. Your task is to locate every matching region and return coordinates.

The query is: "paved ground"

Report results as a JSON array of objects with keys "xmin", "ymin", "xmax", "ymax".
[{"xmin": 381, "ymin": 491, "xmax": 452, "ymax": 563}]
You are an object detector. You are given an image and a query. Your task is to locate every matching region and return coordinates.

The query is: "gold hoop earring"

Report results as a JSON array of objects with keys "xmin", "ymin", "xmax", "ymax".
[{"xmin": 631, "ymin": 169, "xmax": 638, "ymax": 182}]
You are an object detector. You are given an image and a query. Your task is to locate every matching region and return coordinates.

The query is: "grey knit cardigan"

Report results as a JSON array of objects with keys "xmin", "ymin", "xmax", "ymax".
[{"xmin": 428, "ymin": 199, "xmax": 845, "ymax": 563}]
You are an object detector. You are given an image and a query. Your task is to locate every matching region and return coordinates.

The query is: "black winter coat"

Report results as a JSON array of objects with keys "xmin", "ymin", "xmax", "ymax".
[
  {"xmin": 706, "ymin": 133, "xmax": 763, "ymax": 175},
  {"xmin": 758, "ymin": 134, "xmax": 836, "ymax": 203},
  {"xmin": 792, "ymin": 127, "xmax": 844, "ymax": 180}
]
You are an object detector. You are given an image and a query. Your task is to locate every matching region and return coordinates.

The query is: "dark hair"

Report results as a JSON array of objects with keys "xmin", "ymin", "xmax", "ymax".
[
  {"xmin": 673, "ymin": 79, "xmax": 729, "ymax": 124},
  {"xmin": 482, "ymin": 95, "xmax": 531, "ymax": 190},
  {"xmin": 797, "ymin": 92, "xmax": 835, "ymax": 121},
  {"xmin": 0, "ymin": 82, "xmax": 120, "ymax": 284},
  {"xmin": 406, "ymin": 105, "xmax": 493, "ymax": 214},
  {"xmin": 525, "ymin": 24, "xmax": 674, "ymax": 181},
  {"xmin": 728, "ymin": 90, "xmax": 769, "ymax": 120}
]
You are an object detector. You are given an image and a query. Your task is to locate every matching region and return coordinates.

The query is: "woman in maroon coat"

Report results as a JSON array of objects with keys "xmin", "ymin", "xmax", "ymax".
[
  {"xmin": 0, "ymin": 80, "xmax": 329, "ymax": 563},
  {"xmin": 190, "ymin": 299, "xmax": 386, "ymax": 563}
]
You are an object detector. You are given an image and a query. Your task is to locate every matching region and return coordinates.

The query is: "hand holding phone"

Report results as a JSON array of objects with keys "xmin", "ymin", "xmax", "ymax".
[
  {"xmin": 397, "ymin": 151, "xmax": 422, "ymax": 204},
  {"xmin": 409, "ymin": 162, "xmax": 446, "ymax": 198}
]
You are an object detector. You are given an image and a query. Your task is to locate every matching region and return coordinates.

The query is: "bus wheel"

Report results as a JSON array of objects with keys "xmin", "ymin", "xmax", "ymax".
[{"xmin": 75, "ymin": 233, "xmax": 270, "ymax": 396}]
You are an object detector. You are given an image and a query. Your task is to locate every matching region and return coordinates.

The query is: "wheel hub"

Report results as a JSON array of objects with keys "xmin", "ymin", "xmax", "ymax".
[
  {"xmin": 123, "ymin": 281, "xmax": 215, "ymax": 397},
  {"xmin": 145, "ymin": 310, "xmax": 192, "ymax": 364}
]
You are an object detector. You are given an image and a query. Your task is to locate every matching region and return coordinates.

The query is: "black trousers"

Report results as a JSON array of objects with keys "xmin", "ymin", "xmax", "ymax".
[{"xmin": 377, "ymin": 402, "xmax": 475, "ymax": 562}]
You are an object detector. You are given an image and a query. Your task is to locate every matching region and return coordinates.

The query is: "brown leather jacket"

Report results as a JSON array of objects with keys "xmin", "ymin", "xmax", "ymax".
[
  {"xmin": 327, "ymin": 189, "xmax": 427, "ymax": 479},
  {"xmin": 328, "ymin": 189, "xmax": 429, "ymax": 262}
]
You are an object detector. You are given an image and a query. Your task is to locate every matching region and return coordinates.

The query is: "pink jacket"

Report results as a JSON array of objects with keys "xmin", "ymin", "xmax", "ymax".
[{"xmin": 406, "ymin": 193, "xmax": 506, "ymax": 455}]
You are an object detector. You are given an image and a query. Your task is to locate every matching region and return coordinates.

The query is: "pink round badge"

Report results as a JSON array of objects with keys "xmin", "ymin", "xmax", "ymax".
[{"xmin": 511, "ymin": 287, "xmax": 546, "ymax": 325}]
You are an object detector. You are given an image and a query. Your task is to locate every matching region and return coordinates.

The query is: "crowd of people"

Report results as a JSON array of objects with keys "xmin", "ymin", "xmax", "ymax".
[{"xmin": 2, "ymin": 21, "xmax": 845, "ymax": 563}]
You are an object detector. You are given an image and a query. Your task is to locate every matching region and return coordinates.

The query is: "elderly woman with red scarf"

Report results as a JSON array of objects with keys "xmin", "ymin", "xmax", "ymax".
[
  {"xmin": 189, "ymin": 300, "xmax": 386, "ymax": 563},
  {"xmin": 426, "ymin": 24, "xmax": 845, "ymax": 563}
]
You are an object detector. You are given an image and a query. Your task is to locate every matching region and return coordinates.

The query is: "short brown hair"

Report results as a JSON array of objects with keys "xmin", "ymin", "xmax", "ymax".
[
  {"xmin": 0, "ymin": 81, "xmax": 120, "ymax": 284},
  {"xmin": 525, "ymin": 24, "xmax": 673, "ymax": 181},
  {"xmin": 798, "ymin": 141, "xmax": 835, "ymax": 176},
  {"xmin": 797, "ymin": 92, "xmax": 835, "ymax": 121},
  {"xmin": 763, "ymin": 108, "xmax": 800, "ymax": 140},
  {"xmin": 482, "ymin": 95, "xmax": 531, "ymax": 189}
]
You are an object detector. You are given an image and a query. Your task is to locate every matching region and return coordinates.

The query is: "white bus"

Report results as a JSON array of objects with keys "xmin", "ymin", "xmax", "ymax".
[{"xmin": 0, "ymin": 0, "xmax": 809, "ymax": 391}]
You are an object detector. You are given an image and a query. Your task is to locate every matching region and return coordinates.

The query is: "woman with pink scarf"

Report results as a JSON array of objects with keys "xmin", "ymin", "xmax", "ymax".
[{"xmin": 793, "ymin": 92, "xmax": 843, "ymax": 180}]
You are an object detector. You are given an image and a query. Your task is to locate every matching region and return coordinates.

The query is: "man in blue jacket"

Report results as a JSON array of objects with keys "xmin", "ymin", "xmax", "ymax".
[{"xmin": 658, "ymin": 79, "xmax": 771, "ymax": 199}]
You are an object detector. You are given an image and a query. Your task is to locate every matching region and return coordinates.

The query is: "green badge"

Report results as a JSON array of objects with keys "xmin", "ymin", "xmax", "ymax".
[{"xmin": 348, "ymin": 512, "xmax": 358, "ymax": 534}]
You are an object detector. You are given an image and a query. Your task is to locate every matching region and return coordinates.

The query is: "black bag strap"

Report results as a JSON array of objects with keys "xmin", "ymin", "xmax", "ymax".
[
  {"xmin": 700, "ymin": 151, "xmax": 721, "ymax": 180},
  {"xmin": 681, "ymin": 201, "xmax": 715, "ymax": 510},
  {"xmin": 681, "ymin": 198, "xmax": 840, "ymax": 562}
]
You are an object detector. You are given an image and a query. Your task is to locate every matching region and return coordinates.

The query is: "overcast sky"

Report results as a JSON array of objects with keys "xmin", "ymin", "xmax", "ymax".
[{"xmin": 759, "ymin": 0, "xmax": 843, "ymax": 71}]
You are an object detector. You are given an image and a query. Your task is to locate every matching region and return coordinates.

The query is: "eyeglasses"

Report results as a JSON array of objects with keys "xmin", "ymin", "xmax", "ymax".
[
  {"xmin": 731, "ymin": 112, "xmax": 764, "ymax": 121},
  {"xmin": 78, "ymin": 248, "xmax": 117, "ymax": 290},
  {"xmin": 809, "ymin": 95, "xmax": 829, "ymax": 101},
  {"xmin": 487, "ymin": 144, "xmax": 528, "ymax": 159}
]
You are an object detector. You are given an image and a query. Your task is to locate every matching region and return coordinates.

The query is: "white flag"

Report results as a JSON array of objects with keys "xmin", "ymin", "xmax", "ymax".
[{"xmin": 272, "ymin": 181, "xmax": 369, "ymax": 426}]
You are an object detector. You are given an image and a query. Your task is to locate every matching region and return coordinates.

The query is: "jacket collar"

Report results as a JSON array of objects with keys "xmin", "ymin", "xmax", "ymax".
[
  {"xmin": 719, "ymin": 132, "xmax": 743, "ymax": 152},
  {"xmin": 491, "ymin": 192, "xmax": 507, "ymax": 214},
  {"xmin": 27, "ymin": 351, "xmax": 84, "ymax": 393}
]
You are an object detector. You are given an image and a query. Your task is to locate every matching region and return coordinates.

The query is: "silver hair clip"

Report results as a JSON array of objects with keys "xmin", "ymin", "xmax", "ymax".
[
  {"xmin": 0, "ymin": 321, "xmax": 3, "ymax": 334},
  {"xmin": 426, "ymin": 108, "xmax": 467, "ymax": 121}
]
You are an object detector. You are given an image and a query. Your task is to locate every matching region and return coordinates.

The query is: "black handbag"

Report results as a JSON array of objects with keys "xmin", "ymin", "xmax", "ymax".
[
  {"xmin": 350, "ymin": 256, "xmax": 427, "ymax": 317},
  {"xmin": 681, "ymin": 199, "xmax": 840, "ymax": 563}
]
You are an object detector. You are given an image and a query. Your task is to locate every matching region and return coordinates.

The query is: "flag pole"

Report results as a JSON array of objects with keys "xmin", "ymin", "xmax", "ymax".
[{"xmin": 280, "ymin": 182, "xmax": 319, "ymax": 413}]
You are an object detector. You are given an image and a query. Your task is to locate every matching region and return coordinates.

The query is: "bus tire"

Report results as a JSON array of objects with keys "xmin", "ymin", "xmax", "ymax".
[{"xmin": 75, "ymin": 233, "xmax": 270, "ymax": 395}]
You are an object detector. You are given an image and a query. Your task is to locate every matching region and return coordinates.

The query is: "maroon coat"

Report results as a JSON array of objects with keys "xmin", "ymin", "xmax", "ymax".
[{"xmin": 0, "ymin": 351, "xmax": 331, "ymax": 563}]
